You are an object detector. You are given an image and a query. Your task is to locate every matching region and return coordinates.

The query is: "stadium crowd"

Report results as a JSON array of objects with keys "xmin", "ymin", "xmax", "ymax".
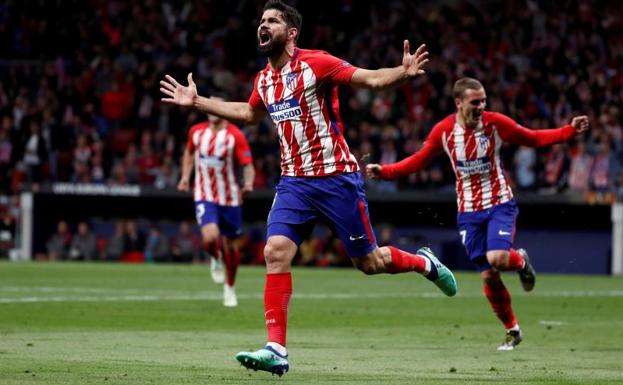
[{"xmin": 1, "ymin": 0, "xmax": 622, "ymax": 260}]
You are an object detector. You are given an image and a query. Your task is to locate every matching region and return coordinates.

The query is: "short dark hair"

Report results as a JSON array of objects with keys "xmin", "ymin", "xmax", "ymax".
[
  {"xmin": 263, "ymin": 0, "xmax": 302, "ymax": 41},
  {"xmin": 453, "ymin": 77, "xmax": 484, "ymax": 99}
]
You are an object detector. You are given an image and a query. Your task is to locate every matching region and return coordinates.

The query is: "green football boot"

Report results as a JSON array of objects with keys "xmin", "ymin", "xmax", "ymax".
[
  {"xmin": 417, "ymin": 247, "xmax": 458, "ymax": 297},
  {"xmin": 235, "ymin": 346, "xmax": 289, "ymax": 376}
]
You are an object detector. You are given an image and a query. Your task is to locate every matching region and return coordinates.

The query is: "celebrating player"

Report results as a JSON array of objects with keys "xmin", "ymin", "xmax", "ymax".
[
  {"xmin": 161, "ymin": 0, "xmax": 457, "ymax": 376},
  {"xmin": 367, "ymin": 77, "xmax": 590, "ymax": 350},
  {"xmin": 177, "ymin": 100, "xmax": 255, "ymax": 307}
]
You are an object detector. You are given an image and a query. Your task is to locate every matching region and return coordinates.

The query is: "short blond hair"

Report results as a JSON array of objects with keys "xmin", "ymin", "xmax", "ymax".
[{"xmin": 453, "ymin": 77, "xmax": 484, "ymax": 99}]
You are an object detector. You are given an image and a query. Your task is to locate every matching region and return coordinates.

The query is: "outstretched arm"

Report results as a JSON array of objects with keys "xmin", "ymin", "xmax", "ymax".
[
  {"xmin": 496, "ymin": 113, "xmax": 590, "ymax": 147},
  {"xmin": 366, "ymin": 140, "xmax": 441, "ymax": 181},
  {"xmin": 160, "ymin": 73, "xmax": 266, "ymax": 125},
  {"xmin": 350, "ymin": 41, "xmax": 429, "ymax": 90}
]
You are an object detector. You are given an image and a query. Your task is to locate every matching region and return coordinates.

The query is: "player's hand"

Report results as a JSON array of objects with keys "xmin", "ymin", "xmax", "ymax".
[
  {"xmin": 402, "ymin": 41, "xmax": 429, "ymax": 77},
  {"xmin": 160, "ymin": 73, "xmax": 197, "ymax": 107},
  {"xmin": 177, "ymin": 178, "xmax": 190, "ymax": 192},
  {"xmin": 241, "ymin": 182, "xmax": 254, "ymax": 195},
  {"xmin": 366, "ymin": 164, "xmax": 382, "ymax": 179},
  {"xmin": 570, "ymin": 115, "xmax": 589, "ymax": 134}
]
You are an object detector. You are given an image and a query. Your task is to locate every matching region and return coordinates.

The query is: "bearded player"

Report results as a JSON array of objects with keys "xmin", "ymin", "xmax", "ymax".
[{"xmin": 161, "ymin": 0, "xmax": 457, "ymax": 376}]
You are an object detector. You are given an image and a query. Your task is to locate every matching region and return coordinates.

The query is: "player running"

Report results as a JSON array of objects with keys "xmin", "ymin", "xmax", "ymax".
[
  {"xmin": 367, "ymin": 77, "xmax": 589, "ymax": 350},
  {"xmin": 177, "ymin": 103, "xmax": 255, "ymax": 307},
  {"xmin": 161, "ymin": 0, "xmax": 457, "ymax": 376}
]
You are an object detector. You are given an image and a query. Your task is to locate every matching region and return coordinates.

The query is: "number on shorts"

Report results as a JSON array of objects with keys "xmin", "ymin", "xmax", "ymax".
[
  {"xmin": 460, "ymin": 230, "xmax": 467, "ymax": 245},
  {"xmin": 196, "ymin": 203, "xmax": 205, "ymax": 223}
]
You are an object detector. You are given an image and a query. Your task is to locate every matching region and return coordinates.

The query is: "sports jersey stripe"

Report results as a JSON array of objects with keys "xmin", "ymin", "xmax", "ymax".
[
  {"xmin": 488, "ymin": 125, "xmax": 502, "ymax": 207},
  {"xmin": 198, "ymin": 128, "xmax": 214, "ymax": 202},
  {"xmin": 466, "ymin": 127, "xmax": 483, "ymax": 211},
  {"xmin": 299, "ymin": 61, "xmax": 336, "ymax": 175},
  {"xmin": 477, "ymin": 126, "xmax": 493, "ymax": 209},
  {"xmin": 322, "ymin": 87, "xmax": 349, "ymax": 174},
  {"xmin": 193, "ymin": 128, "xmax": 207, "ymax": 201},
  {"xmin": 454, "ymin": 124, "xmax": 473, "ymax": 211},
  {"xmin": 219, "ymin": 131, "xmax": 232, "ymax": 206},
  {"xmin": 212, "ymin": 129, "xmax": 227, "ymax": 206},
  {"xmin": 205, "ymin": 129, "xmax": 219, "ymax": 204},
  {"xmin": 226, "ymin": 133, "xmax": 242, "ymax": 206},
  {"xmin": 294, "ymin": 61, "xmax": 324, "ymax": 176},
  {"xmin": 281, "ymin": 62, "xmax": 312, "ymax": 175},
  {"xmin": 493, "ymin": 128, "xmax": 512, "ymax": 203}
]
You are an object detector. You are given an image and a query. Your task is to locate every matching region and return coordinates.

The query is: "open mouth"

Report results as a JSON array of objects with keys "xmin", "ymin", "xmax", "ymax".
[{"xmin": 258, "ymin": 29, "xmax": 272, "ymax": 46}]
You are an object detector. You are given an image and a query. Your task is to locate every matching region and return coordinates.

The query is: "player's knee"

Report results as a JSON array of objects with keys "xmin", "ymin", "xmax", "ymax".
[
  {"xmin": 264, "ymin": 241, "xmax": 288, "ymax": 265},
  {"xmin": 486, "ymin": 250, "xmax": 508, "ymax": 269}
]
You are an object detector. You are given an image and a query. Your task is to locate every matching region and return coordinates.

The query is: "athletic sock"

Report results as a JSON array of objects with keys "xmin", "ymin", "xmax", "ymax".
[
  {"xmin": 206, "ymin": 237, "xmax": 222, "ymax": 260},
  {"xmin": 266, "ymin": 341, "xmax": 287, "ymax": 356},
  {"xmin": 265, "ymin": 273, "xmax": 292, "ymax": 347},
  {"xmin": 223, "ymin": 246, "xmax": 240, "ymax": 286},
  {"xmin": 483, "ymin": 279, "xmax": 517, "ymax": 330},
  {"xmin": 507, "ymin": 249, "xmax": 526, "ymax": 271},
  {"xmin": 386, "ymin": 246, "xmax": 434, "ymax": 278}
]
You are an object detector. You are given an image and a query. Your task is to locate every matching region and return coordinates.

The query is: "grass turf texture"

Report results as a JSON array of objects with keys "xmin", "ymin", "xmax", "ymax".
[{"xmin": 0, "ymin": 262, "xmax": 622, "ymax": 384}]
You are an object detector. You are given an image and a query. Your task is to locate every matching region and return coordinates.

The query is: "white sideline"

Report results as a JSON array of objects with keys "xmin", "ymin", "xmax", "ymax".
[{"xmin": 1, "ymin": 288, "xmax": 623, "ymax": 304}]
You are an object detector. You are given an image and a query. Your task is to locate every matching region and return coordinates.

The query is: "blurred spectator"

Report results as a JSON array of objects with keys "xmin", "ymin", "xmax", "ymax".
[
  {"xmin": 69, "ymin": 221, "xmax": 97, "ymax": 260},
  {"xmin": 46, "ymin": 220, "xmax": 71, "ymax": 260},
  {"xmin": 144, "ymin": 225, "xmax": 171, "ymax": 263},
  {"xmin": 122, "ymin": 220, "xmax": 145, "ymax": 262},
  {"xmin": 105, "ymin": 221, "xmax": 126, "ymax": 261},
  {"xmin": 172, "ymin": 221, "xmax": 200, "ymax": 263},
  {"xmin": 568, "ymin": 142, "xmax": 593, "ymax": 193},
  {"xmin": 513, "ymin": 146, "xmax": 537, "ymax": 190}
]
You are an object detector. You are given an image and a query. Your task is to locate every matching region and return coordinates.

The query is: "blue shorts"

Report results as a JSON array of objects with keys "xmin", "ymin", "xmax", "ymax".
[
  {"xmin": 456, "ymin": 199, "xmax": 518, "ymax": 272},
  {"xmin": 195, "ymin": 201, "xmax": 242, "ymax": 238},
  {"xmin": 267, "ymin": 172, "xmax": 377, "ymax": 258}
]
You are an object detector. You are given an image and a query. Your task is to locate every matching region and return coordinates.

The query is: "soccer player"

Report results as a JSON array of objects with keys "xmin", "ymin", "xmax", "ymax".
[
  {"xmin": 367, "ymin": 77, "xmax": 590, "ymax": 350},
  {"xmin": 161, "ymin": 0, "xmax": 457, "ymax": 375},
  {"xmin": 177, "ymin": 103, "xmax": 255, "ymax": 307}
]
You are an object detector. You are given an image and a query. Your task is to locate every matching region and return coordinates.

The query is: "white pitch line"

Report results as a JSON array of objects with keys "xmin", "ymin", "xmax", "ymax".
[{"xmin": 0, "ymin": 290, "xmax": 622, "ymax": 304}]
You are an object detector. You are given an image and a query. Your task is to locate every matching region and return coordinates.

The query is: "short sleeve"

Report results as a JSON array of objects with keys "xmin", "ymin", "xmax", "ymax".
[
  {"xmin": 248, "ymin": 73, "xmax": 267, "ymax": 110},
  {"xmin": 307, "ymin": 51, "xmax": 358, "ymax": 85}
]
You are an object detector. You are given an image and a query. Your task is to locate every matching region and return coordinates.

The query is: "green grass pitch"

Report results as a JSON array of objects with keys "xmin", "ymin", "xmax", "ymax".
[{"xmin": 1, "ymin": 262, "xmax": 622, "ymax": 384}]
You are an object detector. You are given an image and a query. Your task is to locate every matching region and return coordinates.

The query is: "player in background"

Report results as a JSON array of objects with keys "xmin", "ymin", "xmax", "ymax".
[
  {"xmin": 161, "ymin": 0, "xmax": 457, "ymax": 376},
  {"xmin": 177, "ymin": 99, "xmax": 255, "ymax": 307},
  {"xmin": 367, "ymin": 77, "xmax": 590, "ymax": 350}
]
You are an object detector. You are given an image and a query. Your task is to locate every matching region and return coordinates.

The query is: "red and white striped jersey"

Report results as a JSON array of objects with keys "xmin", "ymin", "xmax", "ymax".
[
  {"xmin": 248, "ymin": 48, "xmax": 360, "ymax": 177},
  {"xmin": 380, "ymin": 112, "xmax": 575, "ymax": 212},
  {"xmin": 186, "ymin": 121, "xmax": 252, "ymax": 206}
]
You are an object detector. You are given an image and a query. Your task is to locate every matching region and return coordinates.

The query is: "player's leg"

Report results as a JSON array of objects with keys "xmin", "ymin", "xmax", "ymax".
[
  {"xmin": 312, "ymin": 172, "xmax": 457, "ymax": 296},
  {"xmin": 236, "ymin": 177, "xmax": 316, "ymax": 376},
  {"xmin": 481, "ymin": 269, "xmax": 522, "ymax": 350},
  {"xmin": 218, "ymin": 205, "xmax": 244, "ymax": 307},
  {"xmin": 196, "ymin": 201, "xmax": 224, "ymax": 283},
  {"xmin": 486, "ymin": 200, "xmax": 535, "ymax": 291}
]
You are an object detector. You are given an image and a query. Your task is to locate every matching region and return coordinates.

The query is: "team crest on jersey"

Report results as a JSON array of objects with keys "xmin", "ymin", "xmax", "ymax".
[
  {"xmin": 478, "ymin": 134, "xmax": 490, "ymax": 151},
  {"xmin": 285, "ymin": 73, "xmax": 298, "ymax": 92}
]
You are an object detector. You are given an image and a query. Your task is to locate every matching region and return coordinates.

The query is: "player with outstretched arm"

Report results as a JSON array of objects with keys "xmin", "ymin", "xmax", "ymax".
[{"xmin": 367, "ymin": 77, "xmax": 589, "ymax": 350}]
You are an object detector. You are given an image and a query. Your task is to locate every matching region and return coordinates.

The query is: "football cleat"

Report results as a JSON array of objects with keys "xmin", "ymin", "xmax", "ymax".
[
  {"xmin": 497, "ymin": 329, "xmax": 523, "ymax": 351},
  {"xmin": 235, "ymin": 346, "xmax": 289, "ymax": 376},
  {"xmin": 516, "ymin": 248, "xmax": 536, "ymax": 292},
  {"xmin": 210, "ymin": 256, "xmax": 225, "ymax": 284},
  {"xmin": 223, "ymin": 284, "xmax": 238, "ymax": 307},
  {"xmin": 417, "ymin": 247, "xmax": 458, "ymax": 297}
]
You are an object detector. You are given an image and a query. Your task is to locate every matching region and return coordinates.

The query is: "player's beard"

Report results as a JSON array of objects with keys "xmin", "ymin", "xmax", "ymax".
[{"xmin": 257, "ymin": 34, "xmax": 287, "ymax": 58}]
